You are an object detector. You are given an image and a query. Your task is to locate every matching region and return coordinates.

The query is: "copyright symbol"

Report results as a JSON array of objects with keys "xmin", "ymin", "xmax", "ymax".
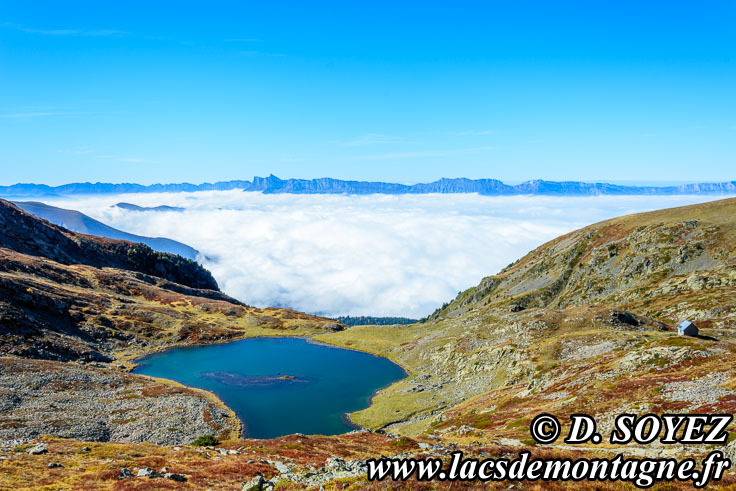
[{"xmin": 530, "ymin": 414, "xmax": 561, "ymax": 444}]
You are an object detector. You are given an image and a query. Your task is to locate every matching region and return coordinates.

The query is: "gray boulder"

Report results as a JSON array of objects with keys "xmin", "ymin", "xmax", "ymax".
[
  {"xmin": 137, "ymin": 467, "xmax": 161, "ymax": 478},
  {"xmin": 26, "ymin": 443, "xmax": 47, "ymax": 455},
  {"xmin": 325, "ymin": 457, "xmax": 347, "ymax": 472},
  {"xmin": 165, "ymin": 472, "xmax": 187, "ymax": 482},
  {"xmin": 243, "ymin": 474, "xmax": 265, "ymax": 490}
]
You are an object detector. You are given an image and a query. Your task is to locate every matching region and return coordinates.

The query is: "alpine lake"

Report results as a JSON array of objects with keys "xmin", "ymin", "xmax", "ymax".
[{"xmin": 133, "ymin": 337, "xmax": 406, "ymax": 438}]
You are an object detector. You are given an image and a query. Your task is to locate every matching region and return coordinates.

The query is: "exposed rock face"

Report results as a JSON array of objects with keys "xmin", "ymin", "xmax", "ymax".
[
  {"xmin": 0, "ymin": 199, "xmax": 217, "ymax": 290},
  {"xmin": 432, "ymin": 197, "xmax": 736, "ymax": 327},
  {"xmin": 0, "ymin": 197, "xmax": 344, "ymax": 445},
  {"xmin": 0, "ymin": 198, "xmax": 343, "ymax": 364},
  {"xmin": 13, "ymin": 200, "xmax": 198, "ymax": 260},
  {"xmin": 276, "ymin": 456, "xmax": 371, "ymax": 487},
  {"xmin": 317, "ymin": 198, "xmax": 736, "ymax": 444},
  {"xmin": 0, "ymin": 246, "xmax": 314, "ymax": 362},
  {"xmin": 3, "ymin": 197, "xmax": 736, "ymax": 488},
  {"xmin": 0, "ymin": 357, "xmax": 235, "ymax": 445}
]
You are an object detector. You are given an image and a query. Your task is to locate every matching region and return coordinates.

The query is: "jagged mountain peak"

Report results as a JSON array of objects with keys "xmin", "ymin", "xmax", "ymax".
[{"xmin": 2, "ymin": 176, "xmax": 736, "ymax": 197}]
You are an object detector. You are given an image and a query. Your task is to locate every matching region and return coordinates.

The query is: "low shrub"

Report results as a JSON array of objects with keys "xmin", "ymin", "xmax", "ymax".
[{"xmin": 191, "ymin": 434, "xmax": 219, "ymax": 447}]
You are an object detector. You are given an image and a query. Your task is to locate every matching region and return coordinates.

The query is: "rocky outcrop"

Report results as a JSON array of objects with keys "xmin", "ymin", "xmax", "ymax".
[
  {"xmin": 252, "ymin": 456, "xmax": 372, "ymax": 489},
  {"xmin": 0, "ymin": 197, "xmax": 344, "ymax": 445},
  {"xmin": 0, "ymin": 357, "xmax": 236, "ymax": 445},
  {"xmin": 14, "ymin": 200, "xmax": 198, "ymax": 259},
  {"xmin": 0, "ymin": 201, "xmax": 342, "ymax": 364},
  {"xmin": 0, "ymin": 199, "xmax": 217, "ymax": 290},
  {"xmin": 3, "ymin": 197, "xmax": 736, "ymax": 488},
  {"xmin": 318, "ymin": 198, "xmax": 736, "ymax": 442},
  {"xmin": 432, "ymin": 197, "xmax": 736, "ymax": 327}
]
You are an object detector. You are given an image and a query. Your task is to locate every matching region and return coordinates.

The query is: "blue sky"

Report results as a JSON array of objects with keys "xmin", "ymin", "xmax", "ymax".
[{"xmin": 1, "ymin": 1, "xmax": 734, "ymax": 185}]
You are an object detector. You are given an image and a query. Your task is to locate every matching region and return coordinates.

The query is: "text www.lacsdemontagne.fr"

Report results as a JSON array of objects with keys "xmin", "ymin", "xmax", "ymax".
[{"xmin": 366, "ymin": 451, "xmax": 731, "ymax": 488}]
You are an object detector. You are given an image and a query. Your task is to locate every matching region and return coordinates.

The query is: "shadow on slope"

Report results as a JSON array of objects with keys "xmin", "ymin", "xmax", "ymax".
[{"xmin": 14, "ymin": 201, "xmax": 198, "ymax": 260}]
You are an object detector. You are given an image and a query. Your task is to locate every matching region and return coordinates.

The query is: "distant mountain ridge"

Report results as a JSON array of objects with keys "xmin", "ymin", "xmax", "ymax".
[
  {"xmin": 0, "ymin": 199, "xmax": 217, "ymax": 291},
  {"xmin": 114, "ymin": 202, "xmax": 185, "ymax": 212},
  {"xmin": 14, "ymin": 201, "xmax": 198, "ymax": 260},
  {"xmin": 1, "ymin": 175, "xmax": 736, "ymax": 196}
]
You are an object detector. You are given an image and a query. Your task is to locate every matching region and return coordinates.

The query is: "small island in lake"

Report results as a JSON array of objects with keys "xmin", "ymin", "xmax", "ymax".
[{"xmin": 199, "ymin": 371, "xmax": 307, "ymax": 387}]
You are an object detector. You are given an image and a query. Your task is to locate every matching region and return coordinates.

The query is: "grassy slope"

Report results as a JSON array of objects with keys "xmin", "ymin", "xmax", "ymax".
[
  {"xmin": 0, "ymin": 202, "xmax": 343, "ymax": 447},
  {"xmin": 317, "ymin": 198, "xmax": 736, "ymax": 450},
  {"xmin": 3, "ymin": 198, "xmax": 736, "ymax": 488},
  {"xmin": 0, "ymin": 249, "xmax": 342, "ymax": 445},
  {"xmin": 0, "ymin": 198, "xmax": 218, "ymax": 291},
  {"xmin": 0, "ymin": 247, "xmax": 340, "ymax": 365}
]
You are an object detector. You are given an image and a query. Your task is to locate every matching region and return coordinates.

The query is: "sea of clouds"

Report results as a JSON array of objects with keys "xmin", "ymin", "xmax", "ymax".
[{"xmin": 44, "ymin": 192, "xmax": 725, "ymax": 318}]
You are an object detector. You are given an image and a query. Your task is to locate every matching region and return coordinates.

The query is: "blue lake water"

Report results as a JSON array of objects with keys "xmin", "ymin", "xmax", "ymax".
[{"xmin": 133, "ymin": 337, "xmax": 406, "ymax": 438}]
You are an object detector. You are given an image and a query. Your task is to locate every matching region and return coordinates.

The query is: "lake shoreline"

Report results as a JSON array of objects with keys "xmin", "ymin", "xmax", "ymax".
[
  {"xmin": 133, "ymin": 334, "xmax": 407, "ymax": 439},
  {"xmin": 305, "ymin": 336, "xmax": 411, "ymax": 431}
]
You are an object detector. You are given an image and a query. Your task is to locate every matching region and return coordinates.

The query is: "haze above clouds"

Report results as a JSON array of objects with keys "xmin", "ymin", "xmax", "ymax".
[{"xmin": 44, "ymin": 192, "xmax": 725, "ymax": 318}]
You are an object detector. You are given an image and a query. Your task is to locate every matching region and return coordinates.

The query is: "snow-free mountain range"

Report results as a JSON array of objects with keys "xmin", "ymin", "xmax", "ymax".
[
  {"xmin": 12, "ymin": 201, "xmax": 198, "ymax": 259},
  {"xmin": 2, "ymin": 195, "xmax": 736, "ymax": 487},
  {"xmin": 2, "ymin": 175, "xmax": 736, "ymax": 197}
]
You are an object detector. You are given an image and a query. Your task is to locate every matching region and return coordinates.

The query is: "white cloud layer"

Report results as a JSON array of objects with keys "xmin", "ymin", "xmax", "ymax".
[{"xmin": 44, "ymin": 192, "xmax": 726, "ymax": 318}]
